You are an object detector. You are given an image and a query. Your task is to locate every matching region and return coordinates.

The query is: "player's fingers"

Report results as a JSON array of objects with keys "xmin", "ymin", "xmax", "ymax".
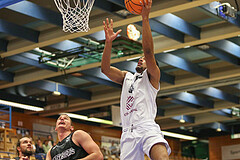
[
  {"xmin": 116, "ymin": 29, "xmax": 122, "ymax": 35},
  {"xmin": 111, "ymin": 19, "xmax": 113, "ymax": 29},
  {"xmin": 148, "ymin": 0, "xmax": 152, "ymax": 6},
  {"xmin": 103, "ymin": 21, "xmax": 106, "ymax": 28},
  {"xmin": 106, "ymin": 18, "xmax": 109, "ymax": 28}
]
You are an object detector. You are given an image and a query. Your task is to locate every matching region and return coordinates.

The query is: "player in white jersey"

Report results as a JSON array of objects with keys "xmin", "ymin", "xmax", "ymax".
[{"xmin": 101, "ymin": 0, "xmax": 171, "ymax": 159}]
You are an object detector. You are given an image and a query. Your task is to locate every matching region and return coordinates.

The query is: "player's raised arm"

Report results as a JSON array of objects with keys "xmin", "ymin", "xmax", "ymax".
[
  {"xmin": 101, "ymin": 18, "xmax": 127, "ymax": 84},
  {"xmin": 141, "ymin": 0, "xmax": 160, "ymax": 88}
]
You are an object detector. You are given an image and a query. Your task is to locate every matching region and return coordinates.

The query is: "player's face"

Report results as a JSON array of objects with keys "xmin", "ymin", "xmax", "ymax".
[
  {"xmin": 18, "ymin": 137, "xmax": 33, "ymax": 156},
  {"xmin": 56, "ymin": 114, "xmax": 73, "ymax": 131},
  {"xmin": 136, "ymin": 57, "xmax": 147, "ymax": 73}
]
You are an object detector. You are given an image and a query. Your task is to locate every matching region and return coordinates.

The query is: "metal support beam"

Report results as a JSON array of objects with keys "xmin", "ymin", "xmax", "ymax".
[
  {"xmin": 9, "ymin": 105, "xmax": 12, "ymax": 128},
  {"xmin": 212, "ymin": 109, "xmax": 232, "ymax": 118},
  {"xmin": 80, "ymin": 75, "xmax": 121, "ymax": 88},
  {"xmin": 50, "ymin": 40, "xmax": 82, "ymax": 51},
  {"xmin": 155, "ymin": 53, "xmax": 210, "ymax": 78},
  {"xmin": 0, "ymin": 70, "xmax": 14, "ymax": 82},
  {"xmin": 136, "ymin": 20, "xmax": 185, "ymax": 43},
  {"xmin": 25, "ymin": 80, "xmax": 91, "ymax": 100},
  {"xmin": 157, "ymin": 107, "xmax": 165, "ymax": 116},
  {"xmin": 80, "ymin": 68, "xmax": 121, "ymax": 88},
  {"xmin": 113, "ymin": 61, "xmax": 137, "ymax": 73},
  {"xmin": 0, "ymin": 19, "xmax": 39, "ymax": 42},
  {"xmin": 208, "ymin": 40, "xmax": 240, "ymax": 58},
  {"xmin": 197, "ymin": 87, "xmax": 240, "ymax": 104},
  {"xmin": 95, "ymin": 0, "xmax": 125, "ymax": 13},
  {"xmin": 0, "ymin": 39, "xmax": 8, "ymax": 52},
  {"xmin": 169, "ymin": 92, "xmax": 214, "ymax": 108},
  {"xmin": 232, "ymin": 84, "xmax": 240, "ymax": 90},
  {"xmin": 6, "ymin": 1, "xmax": 62, "ymax": 26},
  {"xmin": 203, "ymin": 48, "xmax": 240, "ymax": 66},
  {"xmin": 0, "ymin": 105, "xmax": 12, "ymax": 128},
  {"xmin": 8, "ymin": 54, "xmax": 58, "ymax": 72},
  {"xmin": 154, "ymin": 13, "xmax": 201, "ymax": 39},
  {"xmin": 0, "ymin": 91, "xmax": 46, "ymax": 107},
  {"xmin": 160, "ymin": 71, "xmax": 175, "ymax": 85},
  {"xmin": 0, "ymin": 0, "xmax": 23, "ymax": 9},
  {"xmin": 106, "ymin": 0, "xmax": 125, "ymax": 8},
  {"xmin": 170, "ymin": 99, "xmax": 202, "ymax": 109}
]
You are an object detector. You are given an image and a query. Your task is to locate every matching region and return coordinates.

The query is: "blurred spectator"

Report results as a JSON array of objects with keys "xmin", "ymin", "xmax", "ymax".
[
  {"xmin": 101, "ymin": 147, "xmax": 109, "ymax": 160},
  {"xmin": 35, "ymin": 139, "xmax": 46, "ymax": 160},
  {"xmin": 42, "ymin": 140, "xmax": 51, "ymax": 154},
  {"xmin": 47, "ymin": 135, "xmax": 54, "ymax": 148},
  {"xmin": 109, "ymin": 141, "xmax": 117, "ymax": 155},
  {"xmin": 15, "ymin": 137, "xmax": 34, "ymax": 160},
  {"xmin": 35, "ymin": 139, "xmax": 44, "ymax": 154}
]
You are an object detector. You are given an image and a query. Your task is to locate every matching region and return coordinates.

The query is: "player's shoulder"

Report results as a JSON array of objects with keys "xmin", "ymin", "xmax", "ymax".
[
  {"xmin": 72, "ymin": 130, "xmax": 90, "ymax": 144},
  {"xmin": 73, "ymin": 130, "xmax": 89, "ymax": 137}
]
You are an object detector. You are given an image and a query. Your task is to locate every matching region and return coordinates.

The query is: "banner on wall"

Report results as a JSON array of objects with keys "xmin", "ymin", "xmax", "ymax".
[{"xmin": 222, "ymin": 144, "xmax": 240, "ymax": 160}]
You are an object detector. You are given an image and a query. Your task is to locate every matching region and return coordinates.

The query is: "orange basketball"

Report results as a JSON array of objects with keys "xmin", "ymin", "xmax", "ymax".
[{"xmin": 125, "ymin": 0, "xmax": 143, "ymax": 15}]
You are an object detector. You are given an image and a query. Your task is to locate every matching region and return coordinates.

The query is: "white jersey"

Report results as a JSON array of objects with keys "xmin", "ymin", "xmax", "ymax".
[{"xmin": 120, "ymin": 69, "xmax": 160, "ymax": 128}]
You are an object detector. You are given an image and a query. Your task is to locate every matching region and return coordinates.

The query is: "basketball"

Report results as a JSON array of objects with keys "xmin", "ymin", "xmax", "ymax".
[{"xmin": 125, "ymin": 0, "xmax": 144, "ymax": 15}]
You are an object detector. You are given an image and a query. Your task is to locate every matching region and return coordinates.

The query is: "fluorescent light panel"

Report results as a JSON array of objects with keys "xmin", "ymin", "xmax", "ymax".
[
  {"xmin": 162, "ymin": 131, "xmax": 197, "ymax": 140},
  {"xmin": 62, "ymin": 113, "xmax": 113, "ymax": 125},
  {"xmin": 0, "ymin": 100, "xmax": 44, "ymax": 111},
  {"xmin": 163, "ymin": 49, "xmax": 176, "ymax": 53},
  {"xmin": 127, "ymin": 56, "xmax": 141, "ymax": 61}
]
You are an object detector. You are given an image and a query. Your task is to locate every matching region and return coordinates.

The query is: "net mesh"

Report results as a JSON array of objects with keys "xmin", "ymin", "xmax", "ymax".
[{"xmin": 54, "ymin": 0, "xmax": 95, "ymax": 33}]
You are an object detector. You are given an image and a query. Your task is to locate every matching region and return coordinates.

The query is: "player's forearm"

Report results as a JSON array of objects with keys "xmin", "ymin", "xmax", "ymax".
[
  {"xmin": 101, "ymin": 41, "xmax": 112, "ymax": 73},
  {"xmin": 79, "ymin": 152, "xmax": 103, "ymax": 160},
  {"xmin": 142, "ymin": 17, "xmax": 154, "ymax": 56}
]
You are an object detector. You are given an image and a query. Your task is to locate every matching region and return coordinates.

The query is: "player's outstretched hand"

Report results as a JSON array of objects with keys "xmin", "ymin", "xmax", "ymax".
[
  {"xmin": 103, "ymin": 18, "xmax": 122, "ymax": 43},
  {"xmin": 141, "ymin": 0, "xmax": 152, "ymax": 18}
]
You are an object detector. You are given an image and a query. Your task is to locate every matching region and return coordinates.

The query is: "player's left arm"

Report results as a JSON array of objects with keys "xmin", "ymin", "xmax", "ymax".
[
  {"xmin": 73, "ymin": 130, "xmax": 103, "ymax": 160},
  {"xmin": 141, "ymin": 0, "xmax": 160, "ymax": 89},
  {"xmin": 46, "ymin": 147, "xmax": 52, "ymax": 160}
]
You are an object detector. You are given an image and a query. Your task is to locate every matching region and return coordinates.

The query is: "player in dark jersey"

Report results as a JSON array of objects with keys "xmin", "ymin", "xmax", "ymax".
[{"xmin": 46, "ymin": 114, "xmax": 103, "ymax": 160}]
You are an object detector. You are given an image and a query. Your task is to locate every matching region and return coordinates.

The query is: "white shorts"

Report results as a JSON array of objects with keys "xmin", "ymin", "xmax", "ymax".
[{"xmin": 120, "ymin": 122, "xmax": 171, "ymax": 160}]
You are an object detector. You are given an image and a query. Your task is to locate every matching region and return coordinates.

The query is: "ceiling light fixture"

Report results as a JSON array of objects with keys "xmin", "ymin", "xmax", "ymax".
[
  {"xmin": 61, "ymin": 113, "xmax": 113, "ymax": 125},
  {"xmin": 216, "ymin": 123, "xmax": 221, "ymax": 132},
  {"xmin": 53, "ymin": 83, "xmax": 61, "ymax": 96},
  {"xmin": 162, "ymin": 131, "xmax": 197, "ymax": 140},
  {"xmin": 0, "ymin": 99, "xmax": 44, "ymax": 111},
  {"xmin": 179, "ymin": 115, "xmax": 186, "ymax": 123},
  {"xmin": 127, "ymin": 24, "xmax": 140, "ymax": 41}
]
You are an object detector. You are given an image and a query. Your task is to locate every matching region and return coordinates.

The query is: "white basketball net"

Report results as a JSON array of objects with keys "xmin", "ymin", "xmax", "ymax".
[{"xmin": 54, "ymin": 0, "xmax": 95, "ymax": 33}]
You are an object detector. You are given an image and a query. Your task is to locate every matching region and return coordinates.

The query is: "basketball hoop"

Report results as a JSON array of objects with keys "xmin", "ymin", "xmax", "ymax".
[{"xmin": 54, "ymin": 0, "xmax": 95, "ymax": 33}]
